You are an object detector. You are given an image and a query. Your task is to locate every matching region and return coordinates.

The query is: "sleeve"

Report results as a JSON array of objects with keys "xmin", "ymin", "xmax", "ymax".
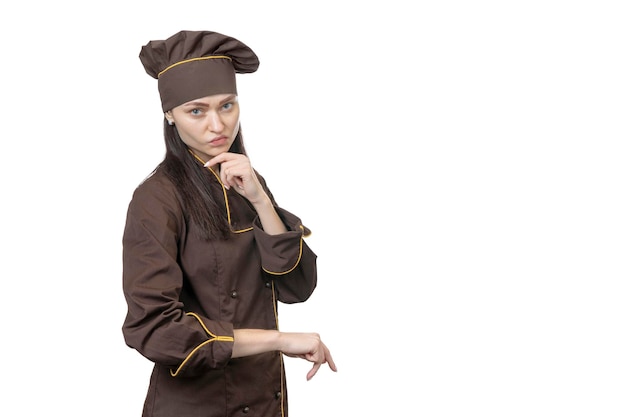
[
  {"xmin": 121, "ymin": 178, "xmax": 234, "ymax": 377},
  {"xmin": 252, "ymin": 174, "xmax": 318, "ymax": 304}
]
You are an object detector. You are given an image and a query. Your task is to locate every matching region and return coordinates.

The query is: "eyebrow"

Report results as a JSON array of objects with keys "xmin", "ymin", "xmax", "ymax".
[{"xmin": 182, "ymin": 95, "xmax": 237, "ymax": 108}]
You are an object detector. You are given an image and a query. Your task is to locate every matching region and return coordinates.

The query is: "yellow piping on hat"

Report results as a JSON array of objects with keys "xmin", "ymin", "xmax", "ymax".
[{"xmin": 158, "ymin": 55, "xmax": 233, "ymax": 78}]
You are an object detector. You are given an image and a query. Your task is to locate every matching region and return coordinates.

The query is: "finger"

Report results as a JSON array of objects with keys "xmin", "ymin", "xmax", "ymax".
[
  {"xmin": 228, "ymin": 172, "xmax": 245, "ymax": 191},
  {"xmin": 234, "ymin": 176, "xmax": 245, "ymax": 190},
  {"xmin": 221, "ymin": 165, "xmax": 239, "ymax": 190},
  {"xmin": 306, "ymin": 363, "xmax": 321, "ymax": 381},
  {"xmin": 203, "ymin": 153, "xmax": 228, "ymax": 168},
  {"xmin": 220, "ymin": 168, "xmax": 231, "ymax": 189},
  {"xmin": 224, "ymin": 165, "xmax": 250, "ymax": 192},
  {"xmin": 324, "ymin": 346, "xmax": 338, "ymax": 372}
]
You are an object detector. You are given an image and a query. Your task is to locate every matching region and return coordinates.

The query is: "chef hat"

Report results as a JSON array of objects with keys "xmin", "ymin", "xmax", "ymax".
[{"xmin": 139, "ymin": 30, "xmax": 260, "ymax": 111}]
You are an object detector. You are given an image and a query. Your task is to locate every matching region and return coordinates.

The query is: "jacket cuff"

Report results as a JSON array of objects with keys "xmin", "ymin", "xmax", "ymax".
[
  {"xmin": 253, "ymin": 207, "xmax": 310, "ymax": 275},
  {"xmin": 170, "ymin": 312, "xmax": 234, "ymax": 377}
]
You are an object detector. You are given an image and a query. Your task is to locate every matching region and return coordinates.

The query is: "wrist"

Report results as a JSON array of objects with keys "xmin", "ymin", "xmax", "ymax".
[{"xmin": 251, "ymin": 194, "xmax": 273, "ymax": 210}]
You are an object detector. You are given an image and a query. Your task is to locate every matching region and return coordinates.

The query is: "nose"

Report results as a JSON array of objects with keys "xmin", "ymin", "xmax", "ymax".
[{"xmin": 207, "ymin": 112, "xmax": 225, "ymax": 133}]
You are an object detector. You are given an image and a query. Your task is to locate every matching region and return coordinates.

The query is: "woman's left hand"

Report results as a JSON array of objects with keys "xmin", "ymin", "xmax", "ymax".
[{"xmin": 204, "ymin": 153, "xmax": 266, "ymax": 204}]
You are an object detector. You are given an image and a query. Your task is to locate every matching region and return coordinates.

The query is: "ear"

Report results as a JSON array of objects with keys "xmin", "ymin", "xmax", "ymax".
[{"xmin": 165, "ymin": 111, "xmax": 175, "ymax": 125}]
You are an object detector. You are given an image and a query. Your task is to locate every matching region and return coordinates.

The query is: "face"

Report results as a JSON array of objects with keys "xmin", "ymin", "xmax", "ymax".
[{"xmin": 166, "ymin": 93, "xmax": 240, "ymax": 162}]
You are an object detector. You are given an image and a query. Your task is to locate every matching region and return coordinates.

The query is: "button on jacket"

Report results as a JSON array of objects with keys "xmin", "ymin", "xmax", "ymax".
[{"xmin": 122, "ymin": 165, "xmax": 317, "ymax": 417}]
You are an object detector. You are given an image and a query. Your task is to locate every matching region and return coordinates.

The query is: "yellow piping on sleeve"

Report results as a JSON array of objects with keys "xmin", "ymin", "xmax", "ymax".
[
  {"xmin": 262, "ymin": 224, "xmax": 305, "ymax": 275},
  {"xmin": 170, "ymin": 312, "xmax": 234, "ymax": 377}
]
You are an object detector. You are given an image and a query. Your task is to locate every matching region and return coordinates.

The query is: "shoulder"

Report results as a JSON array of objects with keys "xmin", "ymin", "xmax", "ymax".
[
  {"xmin": 123, "ymin": 168, "xmax": 185, "ymax": 247},
  {"xmin": 133, "ymin": 168, "xmax": 176, "ymax": 194},
  {"xmin": 127, "ymin": 168, "xmax": 183, "ymax": 218}
]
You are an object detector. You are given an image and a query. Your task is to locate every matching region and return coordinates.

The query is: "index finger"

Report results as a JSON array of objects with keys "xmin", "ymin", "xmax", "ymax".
[{"xmin": 203, "ymin": 152, "xmax": 233, "ymax": 168}]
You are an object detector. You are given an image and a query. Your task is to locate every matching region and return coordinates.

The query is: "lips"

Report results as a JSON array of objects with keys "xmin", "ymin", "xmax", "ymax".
[{"xmin": 209, "ymin": 136, "xmax": 228, "ymax": 146}]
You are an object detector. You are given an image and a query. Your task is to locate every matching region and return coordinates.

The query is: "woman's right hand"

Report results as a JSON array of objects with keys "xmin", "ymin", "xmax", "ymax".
[
  {"xmin": 278, "ymin": 332, "xmax": 338, "ymax": 380},
  {"xmin": 232, "ymin": 329, "xmax": 337, "ymax": 380}
]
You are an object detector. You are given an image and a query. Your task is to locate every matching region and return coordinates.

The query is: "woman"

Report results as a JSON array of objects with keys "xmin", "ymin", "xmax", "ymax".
[{"xmin": 122, "ymin": 30, "xmax": 336, "ymax": 417}]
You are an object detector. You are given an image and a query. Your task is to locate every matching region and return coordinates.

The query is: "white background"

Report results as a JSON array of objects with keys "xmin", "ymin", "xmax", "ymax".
[{"xmin": 1, "ymin": 1, "xmax": 625, "ymax": 416}]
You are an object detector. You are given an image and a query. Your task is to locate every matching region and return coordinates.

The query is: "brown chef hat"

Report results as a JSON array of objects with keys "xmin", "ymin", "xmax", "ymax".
[{"xmin": 139, "ymin": 30, "xmax": 259, "ymax": 111}]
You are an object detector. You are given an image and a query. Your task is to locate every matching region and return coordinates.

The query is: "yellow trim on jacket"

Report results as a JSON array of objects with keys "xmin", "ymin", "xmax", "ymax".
[{"xmin": 170, "ymin": 312, "xmax": 234, "ymax": 377}]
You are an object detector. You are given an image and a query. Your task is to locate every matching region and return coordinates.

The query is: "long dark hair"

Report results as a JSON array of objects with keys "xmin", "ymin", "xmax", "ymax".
[{"xmin": 156, "ymin": 119, "xmax": 248, "ymax": 240}]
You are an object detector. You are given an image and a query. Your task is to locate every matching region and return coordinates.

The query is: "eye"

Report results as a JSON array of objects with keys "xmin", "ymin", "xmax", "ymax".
[
  {"xmin": 190, "ymin": 108, "xmax": 204, "ymax": 116},
  {"xmin": 222, "ymin": 102, "xmax": 234, "ymax": 111}
]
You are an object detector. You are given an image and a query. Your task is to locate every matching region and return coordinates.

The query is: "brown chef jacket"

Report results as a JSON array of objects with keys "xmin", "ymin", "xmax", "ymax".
[{"xmin": 122, "ymin": 162, "xmax": 317, "ymax": 417}]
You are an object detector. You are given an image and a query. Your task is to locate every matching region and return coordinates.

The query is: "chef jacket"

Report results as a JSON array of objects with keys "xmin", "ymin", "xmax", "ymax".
[{"xmin": 122, "ymin": 164, "xmax": 317, "ymax": 417}]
